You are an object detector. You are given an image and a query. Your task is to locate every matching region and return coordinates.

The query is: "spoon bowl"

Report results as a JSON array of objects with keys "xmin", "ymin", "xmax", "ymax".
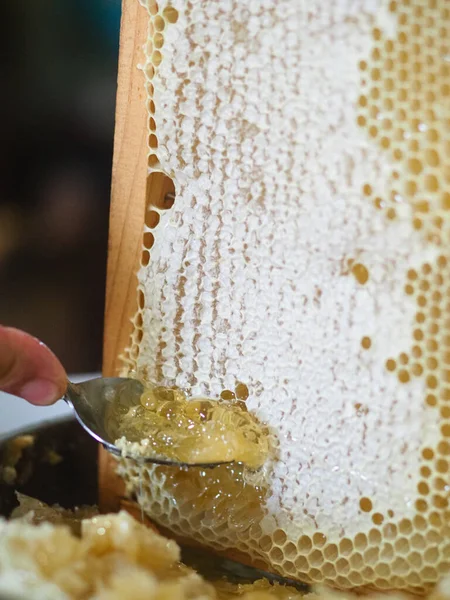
[{"xmin": 64, "ymin": 377, "xmax": 232, "ymax": 468}]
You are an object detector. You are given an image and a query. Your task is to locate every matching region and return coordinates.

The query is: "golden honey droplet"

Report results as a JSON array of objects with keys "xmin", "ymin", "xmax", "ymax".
[{"xmin": 352, "ymin": 263, "xmax": 369, "ymax": 285}]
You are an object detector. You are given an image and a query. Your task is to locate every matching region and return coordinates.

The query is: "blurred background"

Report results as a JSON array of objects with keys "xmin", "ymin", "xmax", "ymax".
[{"xmin": 0, "ymin": 0, "xmax": 121, "ymax": 373}]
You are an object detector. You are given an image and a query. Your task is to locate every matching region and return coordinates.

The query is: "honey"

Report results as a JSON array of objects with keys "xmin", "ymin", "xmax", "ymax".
[{"xmin": 114, "ymin": 384, "xmax": 270, "ymax": 469}]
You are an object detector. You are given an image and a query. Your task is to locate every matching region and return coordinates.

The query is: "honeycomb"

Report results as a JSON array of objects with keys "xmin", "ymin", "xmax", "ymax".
[
  {"xmin": 1, "ymin": 509, "xmax": 285, "ymax": 599},
  {"xmin": 4, "ymin": 504, "xmax": 449, "ymax": 600},
  {"xmin": 116, "ymin": 0, "xmax": 450, "ymax": 595}
]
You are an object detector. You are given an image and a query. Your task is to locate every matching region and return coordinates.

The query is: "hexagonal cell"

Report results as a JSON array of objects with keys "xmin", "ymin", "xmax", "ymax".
[
  {"xmin": 269, "ymin": 546, "xmax": 285, "ymax": 564},
  {"xmin": 335, "ymin": 557, "xmax": 351, "ymax": 575},
  {"xmin": 297, "ymin": 535, "xmax": 313, "ymax": 554},
  {"xmin": 380, "ymin": 542, "xmax": 395, "ymax": 561},
  {"xmin": 335, "ymin": 575, "xmax": 351, "ymax": 588},
  {"xmin": 375, "ymin": 562, "xmax": 391, "ymax": 578},
  {"xmin": 308, "ymin": 549, "xmax": 324, "ymax": 568},
  {"xmin": 283, "ymin": 541, "xmax": 297, "ymax": 560},
  {"xmin": 294, "ymin": 555, "xmax": 308, "ymax": 571},
  {"xmin": 324, "ymin": 543, "xmax": 338, "ymax": 561},
  {"xmin": 362, "ymin": 566, "xmax": 376, "ymax": 580},
  {"xmin": 437, "ymin": 561, "xmax": 450, "ymax": 576},
  {"xmin": 348, "ymin": 570, "xmax": 364, "ymax": 585},
  {"xmin": 394, "ymin": 537, "xmax": 410, "ymax": 555},
  {"xmin": 321, "ymin": 562, "xmax": 337, "ymax": 579},
  {"xmin": 338, "ymin": 538, "xmax": 354, "ymax": 556},
  {"xmin": 354, "ymin": 532, "xmax": 368, "ymax": 551},
  {"xmin": 364, "ymin": 546, "xmax": 381, "ymax": 566},
  {"xmin": 383, "ymin": 523, "xmax": 398, "ymax": 540},
  {"xmin": 410, "ymin": 533, "xmax": 426, "ymax": 550},
  {"xmin": 424, "ymin": 546, "xmax": 439, "ymax": 564},
  {"xmin": 420, "ymin": 566, "xmax": 439, "ymax": 582},
  {"xmin": 374, "ymin": 578, "xmax": 392, "ymax": 590},
  {"xmin": 282, "ymin": 560, "xmax": 296, "ymax": 575},
  {"xmin": 392, "ymin": 557, "xmax": 410, "ymax": 575},
  {"xmin": 309, "ymin": 568, "xmax": 324, "ymax": 582},
  {"xmin": 312, "ymin": 532, "xmax": 327, "ymax": 548},
  {"xmin": 272, "ymin": 528, "xmax": 287, "ymax": 547},
  {"xmin": 259, "ymin": 535, "xmax": 273, "ymax": 552},
  {"xmin": 349, "ymin": 552, "xmax": 364, "ymax": 569},
  {"xmin": 368, "ymin": 528, "xmax": 382, "ymax": 545}
]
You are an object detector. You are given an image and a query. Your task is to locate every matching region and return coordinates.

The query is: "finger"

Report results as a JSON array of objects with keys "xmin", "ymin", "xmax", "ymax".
[{"xmin": 0, "ymin": 326, "xmax": 67, "ymax": 405}]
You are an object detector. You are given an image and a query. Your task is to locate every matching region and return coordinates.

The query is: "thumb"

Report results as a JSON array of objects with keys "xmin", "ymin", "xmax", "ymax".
[{"xmin": 0, "ymin": 326, "xmax": 67, "ymax": 405}]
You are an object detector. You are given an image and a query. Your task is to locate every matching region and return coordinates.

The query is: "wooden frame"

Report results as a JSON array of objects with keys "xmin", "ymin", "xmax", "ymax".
[{"xmin": 100, "ymin": 0, "xmax": 149, "ymax": 512}]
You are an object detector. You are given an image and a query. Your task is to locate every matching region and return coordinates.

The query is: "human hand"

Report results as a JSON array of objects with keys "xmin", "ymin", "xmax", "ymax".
[{"xmin": 0, "ymin": 326, "xmax": 66, "ymax": 405}]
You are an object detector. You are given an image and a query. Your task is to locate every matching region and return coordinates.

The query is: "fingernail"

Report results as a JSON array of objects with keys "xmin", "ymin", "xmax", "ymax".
[{"xmin": 19, "ymin": 379, "xmax": 61, "ymax": 406}]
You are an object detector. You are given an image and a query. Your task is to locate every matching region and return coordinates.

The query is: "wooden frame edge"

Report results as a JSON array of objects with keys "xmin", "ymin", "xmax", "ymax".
[{"xmin": 100, "ymin": 0, "xmax": 149, "ymax": 512}]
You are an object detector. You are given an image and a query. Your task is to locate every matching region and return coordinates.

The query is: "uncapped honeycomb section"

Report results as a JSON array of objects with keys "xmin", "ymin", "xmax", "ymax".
[{"xmin": 117, "ymin": 0, "xmax": 450, "ymax": 595}]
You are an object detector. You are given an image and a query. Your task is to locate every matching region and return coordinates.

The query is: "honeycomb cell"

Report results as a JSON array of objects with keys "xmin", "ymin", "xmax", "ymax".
[
  {"xmin": 294, "ymin": 555, "xmax": 308, "ymax": 571},
  {"xmin": 235, "ymin": 383, "xmax": 249, "ymax": 400},
  {"xmin": 154, "ymin": 15, "xmax": 165, "ymax": 31},
  {"xmin": 284, "ymin": 542, "xmax": 297, "ymax": 560},
  {"xmin": 368, "ymin": 529, "xmax": 382, "ymax": 545},
  {"xmin": 143, "ymin": 232, "xmax": 155, "ymax": 249},
  {"xmin": 312, "ymin": 533, "xmax": 327, "ymax": 548},
  {"xmin": 145, "ymin": 210, "xmax": 161, "ymax": 229},
  {"xmin": 282, "ymin": 560, "xmax": 296, "ymax": 575},
  {"xmin": 372, "ymin": 513, "xmax": 384, "ymax": 525},
  {"xmin": 352, "ymin": 263, "xmax": 369, "ymax": 285},
  {"xmin": 361, "ymin": 336, "xmax": 372, "ymax": 349},
  {"xmin": 395, "ymin": 538, "xmax": 410, "ymax": 555},
  {"xmin": 321, "ymin": 562, "xmax": 337, "ymax": 579},
  {"xmin": 338, "ymin": 538, "xmax": 353, "ymax": 557},
  {"xmin": 349, "ymin": 571, "xmax": 364, "ymax": 585},
  {"xmin": 152, "ymin": 51, "xmax": 162, "ymax": 67},
  {"xmin": 381, "ymin": 543, "xmax": 395, "ymax": 561},
  {"xmin": 382, "ymin": 523, "xmax": 397, "ymax": 540},
  {"xmin": 354, "ymin": 533, "xmax": 368, "ymax": 551},
  {"xmin": 335, "ymin": 557, "xmax": 350, "ymax": 575},
  {"xmin": 269, "ymin": 546, "xmax": 284, "ymax": 564},
  {"xmin": 162, "ymin": 6, "xmax": 179, "ymax": 24},
  {"xmin": 153, "ymin": 32, "xmax": 164, "ymax": 49},
  {"xmin": 297, "ymin": 535, "xmax": 313, "ymax": 554},
  {"xmin": 273, "ymin": 529, "xmax": 287, "ymax": 546},
  {"xmin": 324, "ymin": 544, "xmax": 338, "ymax": 561},
  {"xmin": 421, "ymin": 566, "xmax": 439, "ymax": 581},
  {"xmin": 386, "ymin": 358, "xmax": 397, "ymax": 371},
  {"xmin": 308, "ymin": 549, "xmax": 324, "ymax": 567},
  {"xmin": 417, "ymin": 481, "xmax": 430, "ymax": 495},
  {"xmin": 259, "ymin": 536, "xmax": 273, "ymax": 552},
  {"xmin": 349, "ymin": 553, "xmax": 364, "ymax": 570},
  {"xmin": 425, "ymin": 547, "xmax": 439, "ymax": 563}
]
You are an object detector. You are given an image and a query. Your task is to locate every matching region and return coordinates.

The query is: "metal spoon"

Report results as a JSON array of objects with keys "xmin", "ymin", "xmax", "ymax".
[{"xmin": 64, "ymin": 377, "xmax": 231, "ymax": 468}]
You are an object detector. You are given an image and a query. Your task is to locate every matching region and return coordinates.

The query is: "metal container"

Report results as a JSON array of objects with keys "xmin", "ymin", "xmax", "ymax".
[{"xmin": 0, "ymin": 417, "xmax": 98, "ymax": 518}]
